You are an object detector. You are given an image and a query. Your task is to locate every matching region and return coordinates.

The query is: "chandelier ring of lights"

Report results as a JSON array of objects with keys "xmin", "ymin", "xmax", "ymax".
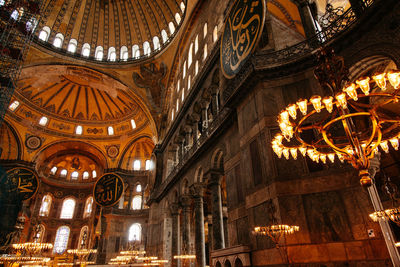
[{"xmin": 273, "ymin": 66, "xmax": 400, "ymax": 186}]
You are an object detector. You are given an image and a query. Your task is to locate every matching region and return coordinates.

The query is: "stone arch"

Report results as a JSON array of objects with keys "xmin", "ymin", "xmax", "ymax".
[
  {"xmin": 118, "ymin": 135, "xmax": 155, "ymax": 170},
  {"xmin": 211, "ymin": 148, "xmax": 224, "ymax": 170},
  {"xmin": 194, "ymin": 166, "xmax": 204, "ymax": 183},
  {"xmin": 348, "ymin": 54, "xmax": 398, "ymax": 82},
  {"xmin": 224, "ymin": 259, "xmax": 232, "ymax": 267},
  {"xmin": 234, "ymin": 257, "xmax": 243, "ymax": 267},
  {"xmin": 0, "ymin": 120, "xmax": 22, "ymax": 160},
  {"xmin": 215, "ymin": 261, "xmax": 222, "ymax": 267}
]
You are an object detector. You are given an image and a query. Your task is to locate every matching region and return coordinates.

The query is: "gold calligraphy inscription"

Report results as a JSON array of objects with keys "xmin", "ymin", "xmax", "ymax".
[
  {"xmin": 221, "ymin": 0, "xmax": 265, "ymax": 78},
  {"xmin": 3, "ymin": 168, "xmax": 39, "ymax": 200},
  {"xmin": 93, "ymin": 173, "xmax": 124, "ymax": 207}
]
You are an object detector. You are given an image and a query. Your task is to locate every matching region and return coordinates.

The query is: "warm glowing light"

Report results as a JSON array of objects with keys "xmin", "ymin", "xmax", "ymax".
[
  {"xmin": 373, "ymin": 73, "xmax": 387, "ymax": 90},
  {"xmin": 335, "ymin": 92, "xmax": 347, "ymax": 109},
  {"xmin": 299, "ymin": 147, "xmax": 307, "ymax": 157},
  {"xmin": 173, "ymin": 255, "xmax": 196, "ymax": 259},
  {"xmin": 380, "ymin": 140, "xmax": 389, "ymax": 153},
  {"xmin": 328, "ymin": 153, "xmax": 335, "ymax": 163},
  {"xmin": 390, "ymin": 137, "xmax": 399, "ymax": 150},
  {"xmin": 322, "ymin": 96, "xmax": 334, "ymax": 113},
  {"xmin": 320, "ymin": 154, "xmax": 327, "ymax": 164},
  {"xmin": 296, "ymin": 99, "xmax": 308, "ymax": 115},
  {"xmin": 388, "ymin": 70, "xmax": 400, "ymax": 89},
  {"xmin": 287, "ymin": 104, "xmax": 297, "ymax": 119},
  {"xmin": 310, "ymin": 95, "xmax": 322, "ymax": 113},
  {"xmin": 254, "ymin": 225, "xmax": 300, "ymax": 236},
  {"xmin": 279, "ymin": 110, "xmax": 290, "ymax": 124},
  {"xmin": 344, "ymin": 83, "xmax": 358, "ymax": 100},
  {"xmin": 356, "ymin": 77, "xmax": 370, "ymax": 95},
  {"xmin": 282, "ymin": 148, "xmax": 289, "ymax": 160},
  {"xmin": 290, "ymin": 148, "xmax": 297, "ymax": 160}
]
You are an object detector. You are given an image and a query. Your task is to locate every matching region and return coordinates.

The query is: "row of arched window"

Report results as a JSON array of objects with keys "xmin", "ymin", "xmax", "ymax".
[
  {"xmin": 49, "ymin": 223, "xmax": 141, "ymax": 254},
  {"xmin": 133, "ymin": 159, "xmax": 153, "ymax": 171},
  {"xmin": 171, "ymin": 23, "xmax": 219, "ymax": 121},
  {"xmin": 50, "ymin": 167, "xmax": 97, "ymax": 180},
  {"xmin": 39, "ymin": 195, "xmax": 93, "ymax": 219},
  {"xmin": 37, "ymin": 2, "xmax": 186, "ymax": 61}
]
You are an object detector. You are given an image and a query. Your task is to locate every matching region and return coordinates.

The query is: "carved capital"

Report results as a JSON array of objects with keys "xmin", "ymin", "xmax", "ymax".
[
  {"xmin": 180, "ymin": 195, "xmax": 192, "ymax": 208},
  {"xmin": 190, "ymin": 183, "xmax": 205, "ymax": 198},
  {"xmin": 170, "ymin": 203, "xmax": 181, "ymax": 216}
]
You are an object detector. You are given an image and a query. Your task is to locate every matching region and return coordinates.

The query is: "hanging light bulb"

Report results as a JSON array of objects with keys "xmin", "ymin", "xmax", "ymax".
[
  {"xmin": 372, "ymin": 73, "xmax": 387, "ymax": 90},
  {"xmin": 299, "ymin": 147, "xmax": 307, "ymax": 157},
  {"xmin": 282, "ymin": 148, "xmax": 290, "ymax": 160},
  {"xmin": 320, "ymin": 154, "xmax": 327, "ymax": 164},
  {"xmin": 287, "ymin": 104, "xmax": 297, "ymax": 119},
  {"xmin": 296, "ymin": 99, "xmax": 308, "ymax": 115},
  {"xmin": 337, "ymin": 153, "xmax": 345, "ymax": 163},
  {"xmin": 335, "ymin": 92, "xmax": 348, "ymax": 109},
  {"xmin": 310, "ymin": 95, "xmax": 322, "ymax": 113},
  {"xmin": 307, "ymin": 148, "xmax": 314, "ymax": 159},
  {"xmin": 328, "ymin": 153, "xmax": 335, "ymax": 163},
  {"xmin": 322, "ymin": 96, "xmax": 334, "ymax": 113},
  {"xmin": 279, "ymin": 110, "xmax": 290, "ymax": 124},
  {"xmin": 390, "ymin": 137, "xmax": 399, "ymax": 150},
  {"xmin": 387, "ymin": 70, "xmax": 400, "ymax": 89},
  {"xmin": 290, "ymin": 148, "xmax": 298, "ymax": 160},
  {"xmin": 380, "ymin": 140, "xmax": 389, "ymax": 153},
  {"xmin": 312, "ymin": 153, "xmax": 319, "ymax": 162},
  {"xmin": 274, "ymin": 134, "xmax": 283, "ymax": 145},
  {"xmin": 356, "ymin": 77, "xmax": 370, "ymax": 95},
  {"xmin": 343, "ymin": 83, "xmax": 358, "ymax": 100}
]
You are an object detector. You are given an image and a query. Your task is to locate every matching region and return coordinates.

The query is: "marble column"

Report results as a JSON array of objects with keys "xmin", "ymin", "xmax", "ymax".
[
  {"xmin": 211, "ymin": 92, "xmax": 219, "ymax": 116},
  {"xmin": 297, "ymin": 1, "xmax": 318, "ymax": 39},
  {"xmin": 192, "ymin": 114, "xmax": 200, "ymax": 145},
  {"xmin": 209, "ymin": 173, "xmax": 225, "ymax": 250},
  {"xmin": 170, "ymin": 203, "xmax": 181, "ymax": 267},
  {"xmin": 180, "ymin": 195, "xmax": 192, "ymax": 254},
  {"xmin": 190, "ymin": 184, "xmax": 206, "ymax": 267},
  {"xmin": 184, "ymin": 126, "xmax": 192, "ymax": 150},
  {"xmin": 201, "ymin": 105, "xmax": 209, "ymax": 130}
]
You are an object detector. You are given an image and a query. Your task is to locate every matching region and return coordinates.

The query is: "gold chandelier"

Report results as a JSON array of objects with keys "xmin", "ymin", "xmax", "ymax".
[
  {"xmin": 272, "ymin": 48, "xmax": 400, "ymax": 186},
  {"xmin": 254, "ymin": 225, "xmax": 299, "ymax": 238}
]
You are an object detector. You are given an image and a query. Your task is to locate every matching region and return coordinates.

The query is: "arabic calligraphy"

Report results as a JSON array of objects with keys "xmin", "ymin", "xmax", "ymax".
[
  {"xmin": 1, "ymin": 168, "xmax": 39, "ymax": 200},
  {"xmin": 93, "ymin": 173, "xmax": 124, "ymax": 207},
  {"xmin": 221, "ymin": 0, "xmax": 265, "ymax": 78}
]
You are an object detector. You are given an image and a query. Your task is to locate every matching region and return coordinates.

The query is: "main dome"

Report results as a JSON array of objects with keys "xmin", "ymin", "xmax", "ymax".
[{"xmin": 35, "ymin": 0, "xmax": 187, "ymax": 63}]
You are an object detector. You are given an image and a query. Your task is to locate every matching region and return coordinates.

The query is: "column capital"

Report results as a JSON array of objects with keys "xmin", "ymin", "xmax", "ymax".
[
  {"xmin": 206, "ymin": 170, "xmax": 223, "ymax": 186},
  {"xmin": 190, "ymin": 183, "xmax": 205, "ymax": 198},
  {"xmin": 179, "ymin": 195, "xmax": 192, "ymax": 208},
  {"xmin": 170, "ymin": 203, "xmax": 181, "ymax": 216}
]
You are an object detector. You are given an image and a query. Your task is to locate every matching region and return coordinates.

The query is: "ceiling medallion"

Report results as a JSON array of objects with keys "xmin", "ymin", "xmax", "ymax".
[
  {"xmin": 106, "ymin": 145, "xmax": 120, "ymax": 159},
  {"xmin": 221, "ymin": 0, "xmax": 265, "ymax": 79},
  {"xmin": 25, "ymin": 135, "xmax": 43, "ymax": 151}
]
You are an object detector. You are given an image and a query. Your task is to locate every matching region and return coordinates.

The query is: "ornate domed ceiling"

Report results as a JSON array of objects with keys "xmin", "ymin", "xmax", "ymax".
[
  {"xmin": 36, "ymin": 0, "xmax": 187, "ymax": 62},
  {"xmin": 8, "ymin": 65, "xmax": 154, "ymax": 138}
]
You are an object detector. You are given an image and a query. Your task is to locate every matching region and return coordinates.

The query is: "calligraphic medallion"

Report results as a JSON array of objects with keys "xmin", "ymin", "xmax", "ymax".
[
  {"xmin": 221, "ymin": 0, "xmax": 265, "ymax": 79},
  {"xmin": 1, "ymin": 168, "xmax": 39, "ymax": 200},
  {"xmin": 93, "ymin": 173, "xmax": 124, "ymax": 207}
]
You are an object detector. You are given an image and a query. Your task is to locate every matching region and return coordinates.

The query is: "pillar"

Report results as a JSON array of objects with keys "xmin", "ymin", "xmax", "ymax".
[
  {"xmin": 201, "ymin": 104, "xmax": 209, "ymax": 130},
  {"xmin": 297, "ymin": 1, "xmax": 318, "ymax": 39},
  {"xmin": 190, "ymin": 184, "xmax": 206, "ymax": 267},
  {"xmin": 170, "ymin": 203, "xmax": 181, "ymax": 267},
  {"xmin": 211, "ymin": 92, "xmax": 219, "ymax": 116},
  {"xmin": 209, "ymin": 172, "xmax": 225, "ymax": 250},
  {"xmin": 184, "ymin": 126, "xmax": 192, "ymax": 151},
  {"xmin": 192, "ymin": 114, "xmax": 200, "ymax": 145},
  {"xmin": 180, "ymin": 195, "xmax": 192, "ymax": 254}
]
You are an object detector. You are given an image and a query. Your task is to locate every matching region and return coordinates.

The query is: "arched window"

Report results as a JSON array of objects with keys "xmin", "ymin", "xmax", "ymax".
[
  {"xmin": 171, "ymin": 110, "xmax": 174, "ymax": 121},
  {"xmin": 182, "ymin": 90, "xmax": 185, "ymax": 101},
  {"xmin": 33, "ymin": 224, "xmax": 45, "ymax": 242},
  {"xmin": 71, "ymin": 171, "xmax": 79, "ymax": 180},
  {"xmin": 39, "ymin": 116, "xmax": 48, "ymax": 126},
  {"xmin": 132, "ymin": 45, "xmax": 140, "ymax": 59},
  {"xmin": 95, "ymin": 46, "xmax": 103, "ymax": 60},
  {"xmin": 128, "ymin": 223, "xmax": 141, "ymax": 241},
  {"xmin": 204, "ymin": 23, "xmax": 208, "ymax": 38},
  {"xmin": 60, "ymin": 169, "xmax": 67, "ymax": 178},
  {"xmin": 136, "ymin": 184, "xmax": 142, "ymax": 192},
  {"xmin": 195, "ymin": 60, "xmax": 199, "ymax": 76},
  {"xmin": 131, "ymin": 195, "xmax": 142, "ymax": 210},
  {"xmin": 50, "ymin": 166, "xmax": 58, "ymax": 175},
  {"xmin": 39, "ymin": 195, "xmax": 52, "ymax": 216},
  {"xmin": 75, "ymin": 125, "xmax": 83, "ymax": 135},
  {"xmin": 60, "ymin": 198, "xmax": 76, "ymax": 219},
  {"xmin": 78, "ymin": 226, "xmax": 88, "ymax": 249},
  {"xmin": 143, "ymin": 41, "xmax": 151, "ymax": 56},
  {"xmin": 81, "ymin": 43, "xmax": 90, "ymax": 57},
  {"xmin": 161, "ymin": 30, "xmax": 168, "ymax": 44},
  {"xmin": 120, "ymin": 46, "xmax": 128, "ymax": 61},
  {"xmin": 176, "ymin": 99, "xmax": 179, "ymax": 111},
  {"xmin": 83, "ymin": 197, "xmax": 93, "ymax": 218},
  {"xmin": 195, "ymin": 35, "xmax": 199, "ymax": 54},
  {"xmin": 53, "ymin": 226, "xmax": 70, "ymax": 254},
  {"xmin": 180, "ymin": 2, "xmax": 185, "ymax": 13},
  {"xmin": 183, "ymin": 61, "xmax": 186, "ymax": 78},
  {"xmin": 118, "ymin": 194, "xmax": 124, "ymax": 209},
  {"xmin": 188, "ymin": 75, "xmax": 191, "ymax": 90},
  {"xmin": 11, "ymin": 8, "xmax": 23, "ymax": 20},
  {"xmin": 0, "ymin": 0, "xmax": 5, "ymax": 7},
  {"xmin": 38, "ymin": 26, "xmax": 51, "ymax": 41},
  {"xmin": 83, "ymin": 171, "xmax": 89, "ymax": 179},
  {"xmin": 67, "ymin": 39, "xmax": 77, "ymax": 53},
  {"xmin": 26, "ymin": 18, "xmax": 38, "ymax": 33},
  {"xmin": 203, "ymin": 44, "xmax": 208, "ymax": 60},
  {"xmin": 169, "ymin": 22, "xmax": 175, "ymax": 35},
  {"xmin": 108, "ymin": 47, "xmax": 116, "ymax": 61},
  {"xmin": 153, "ymin": 36, "xmax": 160, "ymax": 50},
  {"xmin": 53, "ymin": 33, "xmax": 64, "ymax": 48},
  {"xmin": 145, "ymin": 160, "xmax": 152, "ymax": 170},
  {"xmin": 175, "ymin": 13, "xmax": 181, "ymax": 24},
  {"xmin": 92, "ymin": 170, "xmax": 97, "ymax": 178},
  {"xmin": 8, "ymin": 100, "xmax": 20, "ymax": 111},
  {"xmin": 133, "ymin": 160, "xmax": 141, "ymax": 171},
  {"xmin": 188, "ymin": 43, "xmax": 193, "ymax": 67},
  {"xmin": 213, "ymin": 25, "xmax": 218, "ymax": 42},
  {"xmin": 177, "ymin": 80, "xmax": 180, "ymax": 92},
  {"xmin": 130, "ymin": 119, "xmax": 136, "ymax": 129},
  {"xmin": 108, "ymin": 126, "xmax": 114, "ymax": 135}
]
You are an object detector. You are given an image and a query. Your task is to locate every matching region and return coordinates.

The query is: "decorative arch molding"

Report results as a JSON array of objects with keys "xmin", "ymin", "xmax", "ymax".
[
  {"xmin": 118, "ymin": 135, "xmax": 155, "ymax": 170},
  {"xmin": 0, "ymin": 119, "xmax": 23, "ymax": 160},
  {"xmin": 194, "ymin": 166, "xmax": 204, "ymax": 183},
  {"xmin": 210, "ymin": 145, "xmax": 226, "ymax": 170},
  {"xmin": 347, "ymin": 54, "xmax": 398, "ymax": 82}
]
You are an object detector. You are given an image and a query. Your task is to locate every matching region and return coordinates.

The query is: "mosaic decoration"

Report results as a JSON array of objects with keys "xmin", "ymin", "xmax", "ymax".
[
  {"xmin": 106, "ymin": 145, "xmax": 120, "ymax": 159},
  {"xmin": 221, "ymin": 0, "xmax": 265, "ymax": 78},
  {"xmin": 25, "ymin": 135, "xmax": 43, "ymax": 150},
  {"xmin": 93, "ymin": 173, "xmax": 124, "ymax": 207}
]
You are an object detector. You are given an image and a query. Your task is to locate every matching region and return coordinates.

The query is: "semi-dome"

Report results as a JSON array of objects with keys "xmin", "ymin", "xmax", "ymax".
[{"xmin": 34, "ymin": 0, "xmax": 187, "ymax": 63}]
